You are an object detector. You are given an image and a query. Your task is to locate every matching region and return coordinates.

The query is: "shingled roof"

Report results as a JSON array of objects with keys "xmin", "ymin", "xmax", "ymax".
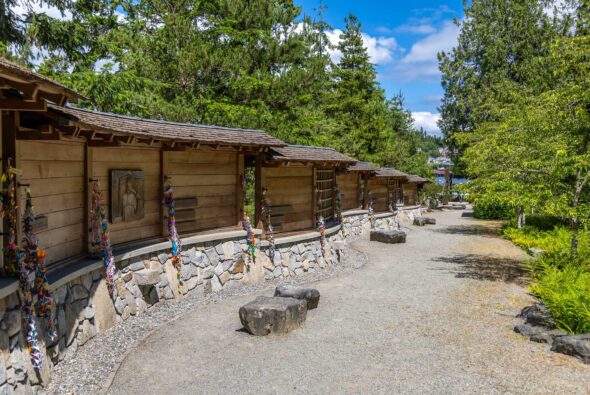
[
  {"xmin": 50, "ymin": 104, "xmax": 285, "ymax": 147},
  {"xmin": 270, "ymin": 145, "xmax": 357, "ymax": 164},
  {"xmin": 0, "ymin": 58, "xmax": 82, "ymax": 103},
  {"xmin": 406, "ymin": 175, "xmax": 431, "ymax": 184},
  {"xmin": 348, "ymin": 161, "xmax": 379, "ymax": 172},
  {"xmin": 375, "ymin": 167, "xmax": 408, "ymax": 179}
]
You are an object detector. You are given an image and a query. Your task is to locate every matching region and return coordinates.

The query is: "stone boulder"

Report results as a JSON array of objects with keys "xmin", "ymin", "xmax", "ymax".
[
  {"xmin": 451, "ymin": 204, "xmax": 467, "ymax": 210},
  {"xmin": 239, "ymin": 296, "xmax": 307, "ymax": 336},
  {"xmin": 424, "ymin": 217, "xmax": 436, "ymax": 225},
  {"xmin": 413, "ymin": 216, "xmax": 435, "ymax": 226},
  {"xmin": 551, "ymin": 334, "xmax": 590, "ymax": 363},
  {"xmin": 274, "ymin": 285, "xmax": 320, "ymax": 310},
  {"xmin": 519, "ymin": 304, "xmax": 555, "ymax": 328},
  {"xmin": 514, "ymin": 324, "xmax": 566, "ymax": 344},
  {"xmin": 370, "ymin": 230, "xmax": 406, "ymax": 244},
  {"xmin": 134, "ymin": 269, "xmax": 160, "ymax": 286}
]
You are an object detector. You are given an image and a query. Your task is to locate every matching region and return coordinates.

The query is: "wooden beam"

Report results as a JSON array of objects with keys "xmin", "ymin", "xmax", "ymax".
[
  {"xmin": 0, "ymin": 99, "xmax": 46, "ymax": 111},
  {"xmin": 0, "ymin": 78, "xmax": 39, "ymax": 101},
  {"xmin": 236, "ymin": 153, "xmax": 244, "ymax": 226},
  {"xmin": 254, "ymin": 154, "xmax": 262, "ymax": 228}
]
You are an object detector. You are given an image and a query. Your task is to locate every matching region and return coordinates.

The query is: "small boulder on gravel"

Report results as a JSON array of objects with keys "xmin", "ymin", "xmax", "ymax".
[
  {"xmin": 519, "ymin": 304, "xmax": 555, "ymax": 328},
  {"xmin": 413, "ymin": 217, "xmax": 435, "ymax": 226},
  {"xmin": 274, "ymin": 285, "xmax": 320, "ymax": 309},
  {"xmin": 514, "ymin": 324, "xmax": 566, "ymax": 344},
  {"xmin": 451, "ymin": 204, "xmax": 467, "ymax": 210},
  {"xmin": 551, "ymin": 334, "xmax": 590, "ymax": 363},
  {"xmin": 370, "ymin": 230, "xmax": 406, "ymax": 244},
  {"xmin": 239, "ymin": 296, "xmax": 307, "ymax": 336}
]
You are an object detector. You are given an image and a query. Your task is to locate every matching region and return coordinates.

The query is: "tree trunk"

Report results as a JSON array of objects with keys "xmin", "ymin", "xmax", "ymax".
[{"xmin": 517, "ymin": 206, "xmax": 525, "ymax": 229}]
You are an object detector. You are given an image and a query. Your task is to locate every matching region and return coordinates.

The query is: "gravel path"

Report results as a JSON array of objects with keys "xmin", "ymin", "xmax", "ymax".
[{"xmin": 53, "ymin": 210, "xmax": 590, "ymax": 394}]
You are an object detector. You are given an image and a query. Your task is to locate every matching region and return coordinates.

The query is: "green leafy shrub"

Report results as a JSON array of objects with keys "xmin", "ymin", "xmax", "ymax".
[
  {"xmin": 473, "ymin": 197, "xmax": 514, "ymax": 219},
  {"xmin": 525, "ymin": 215, "xmax": 567, "ymax": 231},
  {"xmin": 530, "ymin": 260, "xmax": 590, "ymax": 334}
]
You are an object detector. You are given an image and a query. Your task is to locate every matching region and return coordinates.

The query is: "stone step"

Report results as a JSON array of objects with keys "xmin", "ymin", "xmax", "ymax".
[
  {"xmin": 413, "ymin": 217, "xmax": 436, "ymax": 226},
  {"xmin": 274, "ymin": 285, "xmax": 320, "ymax": 309},
  {"xmin": 239, "ymin": 296, "xmax": 307, "ymax": 336},
  {"xmin": 370, "ymin": 230, "xmax": 406, "ymax": 244}
]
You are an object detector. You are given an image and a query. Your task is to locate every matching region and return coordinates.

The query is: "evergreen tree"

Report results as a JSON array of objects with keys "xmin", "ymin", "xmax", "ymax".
[{"xmin": 329, "ymin": 13, "xmax": 388, "ymax": 163}]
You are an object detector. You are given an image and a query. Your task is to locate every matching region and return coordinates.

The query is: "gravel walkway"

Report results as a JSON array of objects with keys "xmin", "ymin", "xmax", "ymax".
[{"xmin": 52, "ymin": 210, "xmax": 590, "ymax": 394}]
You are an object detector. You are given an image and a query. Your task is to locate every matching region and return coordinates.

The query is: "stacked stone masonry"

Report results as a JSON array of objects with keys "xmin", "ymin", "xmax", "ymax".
[{"xmin": 0, "ymin": 208, "xmax": 422, "ymax": 393}]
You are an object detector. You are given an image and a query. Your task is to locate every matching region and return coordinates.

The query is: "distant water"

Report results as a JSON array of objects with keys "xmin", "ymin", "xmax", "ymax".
[{"xmin": 436, "ymin": 176, "xmax": 468, "ymax": 186}]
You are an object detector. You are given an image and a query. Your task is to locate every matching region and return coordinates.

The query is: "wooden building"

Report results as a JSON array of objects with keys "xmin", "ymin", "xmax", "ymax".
[
  {"xmin": 0, "ymin": 59, "xmax": 285, "ymax": 268},
  {"xmin": 368, "ymin": 168, "xmax": 409, "ymax": 212},
  {"xmin": 402, "ymin": 175, "xmax": 431, "ymax": 206},
  {"xmin": 262, "ymin": 145, "xmax": 356, "ymax": 233},
  {"xmin": 337, "ymin": 161, "xmax": 379, "ymax": 211}
]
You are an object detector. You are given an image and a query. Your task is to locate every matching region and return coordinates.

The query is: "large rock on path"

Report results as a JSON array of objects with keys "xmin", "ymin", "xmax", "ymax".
[
  {"xmin": 274, "ymin": 285, "xmax": 320, "ymax": 309},
  {"xmin": 413, "ymin": 217, "xmax": 436, "ymax": 226},
  {"xmin": 239, "ymin": 296, "xmax": 307, "ymax": 336},
  {"xmin": 370, "ymin": 230, "xmax": 406, "ymax": 244},
  {"xmin": 552, "ymin": 334, "xmax": 590, "ymax": 363}
]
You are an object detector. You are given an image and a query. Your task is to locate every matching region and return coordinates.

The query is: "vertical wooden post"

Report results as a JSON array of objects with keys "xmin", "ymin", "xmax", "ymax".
[
  {"xmin": 161, "ymin": 149, "xmax": 168, "ymax": 237},
  {"xmin": 357, "ymin": 173, "xmax": 361, "ymax": 209},
  {"xmin": 236, "ymin": 153, "xmax": 244, "ymax": 226},
  {"xmin": 312, "ymin": 166, "xmax": 317, "ymax": 228},
  {"xmin": 254, "ymin": 154, "xmax": 262, "ymax": 228},
  {"xmin": 362, "ymin": 173, "xmax": 369, "ymax": 210},
  {"xmin": 2, "ymin": 111, "xmax": 17, "ymax": 266},
  {"xmin": 84, "ymin": 144, "xmax": 93, "ymax": 253}
]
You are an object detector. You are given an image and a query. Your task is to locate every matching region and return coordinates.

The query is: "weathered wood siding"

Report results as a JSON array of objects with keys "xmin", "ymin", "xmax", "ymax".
[
  {"xmin": 403, "ymin": 183, "xmax": 418, "ymax": 206},
  {"xmin": 165, "ymin": 150, "xmax": 238, "ymax": 233},
  {"xmin": 18, "ymin": 139, "xmax": 86, "ymax": 265},
  {"xmin": 90, "ymin": 146, "xmax": 161, "ymax": 245},
  {"xmin": 367, "ymin": 178, "xmax": 389, "ymax": 212},
  {"xmin": 336, "ymin": 172, "xmax": 360, "ymax": 211},
  {"xmin": 262, "ymin": 166, "xmax": 313, "ymax": 233}
]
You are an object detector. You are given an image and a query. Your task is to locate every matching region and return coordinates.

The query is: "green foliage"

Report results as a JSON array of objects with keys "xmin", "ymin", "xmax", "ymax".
[
  {"xmin": 503, "ymin": 222, "xmax": 590, "ymax": 333},
  {"xmin": 473, "ymin": 196, "xmax": 514, "ymax": 220},
  {"xmin": 530, "ymin": 261, "xmax": 590, "ymax": 334}
]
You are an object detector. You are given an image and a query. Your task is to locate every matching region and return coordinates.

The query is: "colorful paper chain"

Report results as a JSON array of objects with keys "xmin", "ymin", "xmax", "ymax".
[
  {"xmin": 368, "ymin": 192, "xmax": 375, "ymax": 228},
  {"xmin": 22, "ymin": 188, "xmax": 57, "ymax": 368},
  {"xmin": 334, "ymin": 184, "xmax": 343, "ymax": 224},
  {"xmin": 260, "ymin": 188, "xmax": 275, "ymax": 263},
  {"xmin": 317, "ymin": 215, "xmax": 326, "ymax": 255},
  {"xmin": 163, "ymin": 184, "xmax": 182, "ymax": 279},
  {"xmin": 1, "ymin": 159, "xmax": 19, "ymax": 275},
  {"xmin": 242, "ymin": 214, "xmax": 256, "ymax": 263},
  {"xmin": 90, "ymin": 181, "xmax": 115, "ymax": 295}
]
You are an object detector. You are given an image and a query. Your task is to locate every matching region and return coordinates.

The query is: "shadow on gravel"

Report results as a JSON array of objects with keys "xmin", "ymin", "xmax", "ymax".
[
  {"xmin": 432, "ymin": 224, "xmax": 500, "ymax": 238},
  {"xmin": 432, "ymin": 254, "xmax": 529, "ymax": 285}
]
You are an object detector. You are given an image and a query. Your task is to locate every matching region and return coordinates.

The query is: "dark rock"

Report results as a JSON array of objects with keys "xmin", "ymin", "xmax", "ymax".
[
  {"xmin": 274, "ymin": 285, "xmax": 320, "ymax": 309},
  {"xmin": 514, "ymin": 324, "xmax": 566, "ymax": 344},
  {"xmin": 424, "ymin": 217, "xmax": 436, "ymax": 225},
  {"xmin": 552, "ymin": 334, "xmax": 590, "ymax": 363},
  {"xmin": 451, "ymin": 204, "xmax": 466, "ymax": 210},
  {"xmin": 370, "ymin": 230, "xmax": 406, "ymax": 244},
  {"xmin": 519, "ymin": 304, "xmax": 555, "ymax": 328},
  {"xmin": 413, "ymin": 217, "xmax": 426, "ymax": 226},
  {"xmin": 239, "ymin": 296, "xmax": 307, "ymax": 336}
]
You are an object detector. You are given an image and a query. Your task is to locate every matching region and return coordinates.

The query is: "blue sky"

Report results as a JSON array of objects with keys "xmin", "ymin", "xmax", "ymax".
[{"xmin": 297, "ymin": 1, "xmax": 465, "ymax": 134}]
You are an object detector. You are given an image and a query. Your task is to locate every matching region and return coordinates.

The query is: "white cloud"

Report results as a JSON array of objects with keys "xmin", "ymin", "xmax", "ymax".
[
  {"xmin": 412, "ymin": 112, "xmax": 441, "ymax": 135},
  {"xmin": 395, "ymin": 24, "xmax": 437, "ymax": 35},
  {"xmin": 392, "ymin": 20, "xmax": 459, "ymax": 81},
  {"xmin": 12, "ymin": 0, "xmax": 72, "ymax": 21},
  {"xmin": 325, "ymin": 29, "xmax": 399, "ymax": 65}
]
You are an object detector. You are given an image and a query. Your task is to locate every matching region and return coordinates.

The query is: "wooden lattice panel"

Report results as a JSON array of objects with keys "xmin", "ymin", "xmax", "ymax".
[{"xmin": 315, "ymin": 168, "xmax": 335, "ymax": 224}]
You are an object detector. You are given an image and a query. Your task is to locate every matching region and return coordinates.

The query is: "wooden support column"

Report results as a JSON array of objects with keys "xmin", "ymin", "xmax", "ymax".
[
  {"xmin": 254, "ymin": 154, "xmax": 262, "ymax": 228},
  {"xmin": 362, "ymin": 173, "xmax": 369, "ymax": 210},
  {"xmin": 2, "ymin": 111, "xmax": 17, "ymax": 269},
  {"xmin": 312, "ymin": 166, "xmax": 317, "ymax": 227},
  {"xmin": 161, "ymin": 149, "xmax": 169, "ymax": 236},
  {"xmin": 236, "ymin": 153, "xmax": 244, "ymax": 226},
  {"xmin": 84, "ymin": 145, "xmax": 93, "ymax": 253}
]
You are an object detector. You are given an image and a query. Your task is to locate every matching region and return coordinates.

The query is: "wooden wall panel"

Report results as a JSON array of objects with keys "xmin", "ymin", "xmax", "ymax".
[
  {"xmin": 336, "ymin": 172, "xmax": 360, "ymax": 211},
  {"xmin": 90, "ymin": 146, "xmax": 161, "ymax": 245},
  {"xmin": 18, "ymin": 140, "xmax": 86, "ymax": 265},
  {"xmin": 263, "ymin": 166, "xmax": 313, "ymax": 233},
  {"xmin": 368, "ymin": 178, "xmax": 389, "ymax": 212},
  {"xmin": 166, "ymin": 150, "xmax": 238, "ymax": 233},
  {"xmin": 403, "ymin": 183, "xmax": 418, "ymax": 206}
]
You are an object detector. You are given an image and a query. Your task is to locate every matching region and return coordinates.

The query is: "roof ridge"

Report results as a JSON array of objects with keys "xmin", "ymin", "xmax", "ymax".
[
  {"xmin": 63, "ymin": 105, "xmax": 267, "ymax": 134},
  {"xmin": 287, "ymin": 144, "xmax": 338, "ymax": 151}
]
